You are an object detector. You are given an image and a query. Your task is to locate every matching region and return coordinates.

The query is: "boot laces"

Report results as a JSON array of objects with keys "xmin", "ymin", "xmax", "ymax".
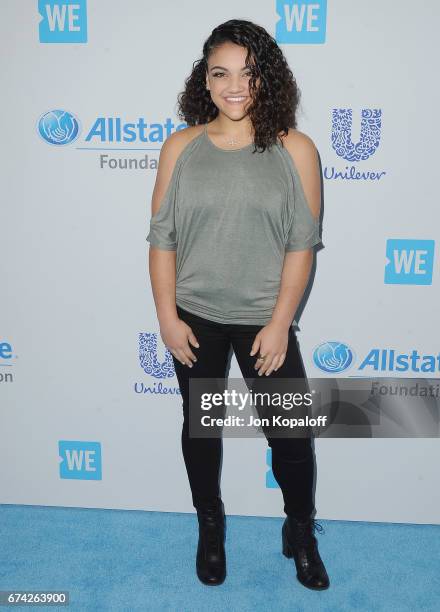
[
  {"xmin": 294, "ymin": 518, "xmax": 325, "ymax": 545},
  {"xmin": 206, "ymin": 528, "xmax": 220, "ymax": 550},
  {"xmin": 207, "ymin": 511, "xmax": 223, "ymax": 551},
  {"xmin": 198, "ymin": 504, "xmax": 223, "ymax": 550}
]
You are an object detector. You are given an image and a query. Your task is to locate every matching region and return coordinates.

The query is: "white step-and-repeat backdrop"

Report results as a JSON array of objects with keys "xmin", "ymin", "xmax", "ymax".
[{"xmin": 1, "ymin": 1, "xmax": 439, "ymax": 524}]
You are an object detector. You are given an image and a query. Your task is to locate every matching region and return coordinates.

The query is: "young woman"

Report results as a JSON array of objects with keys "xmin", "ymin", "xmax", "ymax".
[{"xmin": 146, "ymin": 19, "xmax": 329, "ymax": 590}]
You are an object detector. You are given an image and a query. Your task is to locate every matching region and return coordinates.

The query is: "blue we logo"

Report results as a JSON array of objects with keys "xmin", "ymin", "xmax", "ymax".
[
  {"xmin": 266, "ymin": 448, "xmax": 279, "ymax": 489},
  {"xmin": 384, "ymin": 239, "xmax": 435, "ymax": 285},
  {"xmin": 276, "ymin": 0, "xmax": 327, "ymax": 44},
  {"xmin": 59, "ymin": 441, "xmax": 102, "ymax": 480},
  {"xmin": 38, "ymin": 0, "xmax": 88, "ymax": 43}
]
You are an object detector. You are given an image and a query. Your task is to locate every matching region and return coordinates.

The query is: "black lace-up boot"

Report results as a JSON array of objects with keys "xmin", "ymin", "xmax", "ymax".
[
  {"xmin": 195, "ymin": 498, "xmax": 226, "ymax": 586},
  {"xmin": 282, "ymin": 515, "xmax": 330, "ymax": 590}
]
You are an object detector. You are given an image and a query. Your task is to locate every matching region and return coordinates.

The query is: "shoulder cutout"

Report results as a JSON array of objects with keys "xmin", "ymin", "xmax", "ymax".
[
  {"xmin": 279, "ymin": 129, "xmax": 321, "ymax": 221},
  {"xmin": 151, "ymin": 126, "xmax": 203, "ymax": 217}
]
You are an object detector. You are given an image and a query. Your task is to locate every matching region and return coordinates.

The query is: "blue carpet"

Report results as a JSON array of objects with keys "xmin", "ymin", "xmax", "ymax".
[{"xmin": 0, "ymin": 505, "xmax": 438, "ymax": 611}]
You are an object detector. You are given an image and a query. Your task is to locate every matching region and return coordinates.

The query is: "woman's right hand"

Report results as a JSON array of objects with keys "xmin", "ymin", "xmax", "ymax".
[{"xmin": 160, "ymin": 317, "xmax": 200, "ymax": 367}]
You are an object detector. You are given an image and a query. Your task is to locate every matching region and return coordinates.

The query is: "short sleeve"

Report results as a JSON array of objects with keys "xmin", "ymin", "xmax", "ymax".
[
  {"xmin": 146, "ymin": 158, "xmax": 181, "ymax": 251},
  {"xmin": 283, "ymin": 150, "xmax": 323, "ymax": 252}
]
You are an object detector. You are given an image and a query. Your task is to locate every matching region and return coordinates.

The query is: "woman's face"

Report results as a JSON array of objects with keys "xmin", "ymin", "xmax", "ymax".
[{"xmin": 205, "ymin": 42, "xmax": 259, "ymax": 120}]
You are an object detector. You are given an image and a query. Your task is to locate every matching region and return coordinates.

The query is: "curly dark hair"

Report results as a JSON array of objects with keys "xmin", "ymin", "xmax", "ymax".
[{"xmin": 176, "ymin": 19, "xmax": 301, "ymax": 153}]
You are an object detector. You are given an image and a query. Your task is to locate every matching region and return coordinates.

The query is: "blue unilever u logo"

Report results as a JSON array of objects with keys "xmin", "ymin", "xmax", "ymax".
[
  {"xmin": 38, "ymin": 0, "xmax": 88, "ymax": 43},
  {"xmin": 384, "ymin": 239, "xmax": 435, "ymax": 285},
  {"xmin": 37, "ymin": 110, "xmax": 80, "ymax": 145},
  {"xmin": 139, "ymin": 333, "xmax": 175, "ymax": 379},
  {"xmin": 313, "ymin": 341, "xmax": 354, "ymax": 373},
  {"xmin": 276, "ymin": 0, "xmax": 327, "ymax": 44},
  {"xmin": 332, "ymin": 109, "xmax": 381, "ymax": 162},
  {"xmin": 59, "ymin": 441, "xmax": 102, "ymax": 480}
]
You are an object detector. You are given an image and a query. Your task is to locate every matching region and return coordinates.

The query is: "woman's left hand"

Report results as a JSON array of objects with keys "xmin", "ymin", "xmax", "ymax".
[{"xmin": 250, "ymin": 320, "xmax": 290, "ymax": 376}]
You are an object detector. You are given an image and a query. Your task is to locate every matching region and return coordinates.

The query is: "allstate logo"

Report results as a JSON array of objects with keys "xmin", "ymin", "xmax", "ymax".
[
  {"xmin": 37, "ymin": 109, "xmax": 80, "ymax": 146},
  {"xmin": 313, "ymin": 341, "xmax": 354, "ymax": 373}
]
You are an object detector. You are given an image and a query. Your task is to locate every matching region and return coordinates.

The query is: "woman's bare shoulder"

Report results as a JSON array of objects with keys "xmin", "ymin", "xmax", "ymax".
[
  {"xmin": 151, "ymin": 126, "xmax": 204, "ymax": 216},
  {"xmin": 161, "ymin": 124, "xmax": 205, "ymax": 160},
  {"xmin": 277, "ymin": 127, "xmax": 319, "ymax": 173},
  {"xmin": 277, "ymin": 128, "xmax": 321, "ymax": 218},
  {"xmin": 277, "ymin": 127, "xmax": 317, "ymax": 155}
]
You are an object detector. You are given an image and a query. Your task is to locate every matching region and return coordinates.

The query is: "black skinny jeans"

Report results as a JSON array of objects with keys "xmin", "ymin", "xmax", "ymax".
[{"xmin": 171, "ymin": 304, "xmax": 316, "ymax": 520}]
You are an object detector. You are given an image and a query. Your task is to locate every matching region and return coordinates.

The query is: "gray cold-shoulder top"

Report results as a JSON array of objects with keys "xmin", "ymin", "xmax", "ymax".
[{"xmin": 146, "ymin": 123, "xmax": 322, "ymax": 326}]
